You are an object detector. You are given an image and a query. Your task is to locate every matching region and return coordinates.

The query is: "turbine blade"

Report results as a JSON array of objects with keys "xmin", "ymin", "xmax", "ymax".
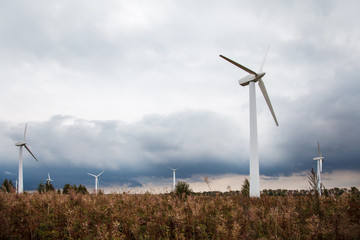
[
  {"xmin": 219, "ymin": 55, "xmax": 258, "ymax": 75},
  {"xmin": 97, "ymin": 171, "xmax": 104, "ymax": 177},
  {"xmin": 24, "ymin": 123, "xmax": 27, "ymax": 142},
  {"xmin": 24, "ymin": 145, "xmax": 38, "ymax": 161},
  {"xmin": 258, "ymin": 79, "xmax": 279, "ymax": 126},
  {"xmin": 317, "ymin": 141, "xmax": 322, "ymax": 158},
  {"xmin": 87, "ymin": 173, "xmax": 96, "ymax": 177},
  {"xmin": 259, "ymin": 45, "xmax": 270, "ymax": 72}
]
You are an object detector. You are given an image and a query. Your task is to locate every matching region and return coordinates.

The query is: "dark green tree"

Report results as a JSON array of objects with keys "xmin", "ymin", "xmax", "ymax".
[
  {"xmin": 37, "ymin": 182, "xmax": 45, "ymax": 193},
  {"xmin": 62, "ymin": 183, "xmax": 71, "ymax": 194},
  {"xmin": 62, "ymin": 184, "xmax": 88, "ymax": 194},
  {"xmin": 45, "ymin": 182, "xmax": 55, "ymax": 192},
  {"xmin": 175, "ymin": 181, "xmax": 192, "ymax": 198},
  {"xmin": 1, "ymin": 179, "xmax": 14, "ymax": 193},
  {"xmin": 351, "ymin": 186, "xmax": 359, "ymax": 196},
  {"xmin": 76, "ymin": 184, "xmax": 88, "ymax": 194},
  {"xmin": 241, "ymin": 178, "xmax": 249, "ymax": 197}
]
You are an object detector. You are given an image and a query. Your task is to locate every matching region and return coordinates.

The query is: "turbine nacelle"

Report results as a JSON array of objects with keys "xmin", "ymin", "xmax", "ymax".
[
  {"xmin": 313, "ymin": 157, "xmax": 324, "ymax": 161},
  {"xmin": 15, "ymin": 142, "xmax": 26, "ymax": 146},
  {"xmin": 168, "ymin": 166, "xmax": 181, "ymax": 172},
  {"xmin": 238, "ymin": 72, "xmax": 266, "ymax": 86}
]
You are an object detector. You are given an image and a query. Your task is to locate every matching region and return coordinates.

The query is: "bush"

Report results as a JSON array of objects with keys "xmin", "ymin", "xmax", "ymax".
[
  {"xmin": 175, "ymin": 181, "xmax": 192, "ymax": 198},
  {"xmin": 241, "ymin": 178, "xmax": 249, "ymax": 197},
  {"xmin": 37, "ymin": 182, "xmax": 45, "ymax": 193},
  {"xmin": 62, "ymin": 184, "xmax": 88, "ymax": 194},
  {"xmin": 1, "ymin": 179, "xmax": 14, "ymax": 193}
]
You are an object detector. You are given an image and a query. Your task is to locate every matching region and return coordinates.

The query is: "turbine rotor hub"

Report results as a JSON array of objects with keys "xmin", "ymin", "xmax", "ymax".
[{"xmin": 15, "ymin": 142, "xmax": 26, "ymax": 146}]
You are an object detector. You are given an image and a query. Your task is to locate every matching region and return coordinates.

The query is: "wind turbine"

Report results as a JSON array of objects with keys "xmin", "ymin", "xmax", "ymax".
[
  {"xmin": 46, "ymin": 173, "xmax": 53, "ymax": 185},
  {"xmin": 15, "ymin": 124, "xmax": 38, "ymax": 193},
  {"xmin": 87, "ymin": 171, "xmax": 104, "ymax": 193},
  {"xmin": 15, "ymin": 178, "xmax": 18, "ymax": 194},
  {"xmin": 168, "ymin": 167, "xmax": 180, "ymax": 192},
  {"xmin": 313, "ymin": 141, "xmax": 324, "ymax": 196},
  {"xmin": 220, "ymin": 47, "xmax": 278, "ymax": 197}
]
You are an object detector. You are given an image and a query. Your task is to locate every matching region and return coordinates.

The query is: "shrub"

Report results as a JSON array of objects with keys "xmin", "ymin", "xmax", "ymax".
[
  {"xmin": 1, "ymin": 179, "xmax": 14, "ymax": 193},
  {"xmin": 175, "ymin": 181, "xmax": 192, "ymax": 198},
  {"xmin": 241, "ymin": 178, "xmax": 249, "ymax": 197}
]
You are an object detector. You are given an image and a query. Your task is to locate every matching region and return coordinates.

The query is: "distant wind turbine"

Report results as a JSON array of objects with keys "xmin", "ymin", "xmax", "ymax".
[
  {"xmin": 220, "ymin": 47, "xmax": 278, "ymax": 197},
  {"xmin": 87, "ymin": 171, "xmax": 104, "ymax": 193},
  {"xmin": 168, "ymin": 167, "xmax": 180, "ymax": 192},
  {"xmin": 46, "ymin": 173, "xmax": 53, "ymax": 185},
  {"xmin": 15, "ymin": 178, "xmax": 18, "ymax": 194},
  {"xmin": 313, "ymin": 141, "xmax": 324, "ymax": 196},
  {"xmin": 15, "ymin": 124, "xmax": 38, "ymax": 193}
]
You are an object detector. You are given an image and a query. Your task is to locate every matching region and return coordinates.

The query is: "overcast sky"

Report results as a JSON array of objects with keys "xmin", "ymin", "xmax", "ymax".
[{"xmin": 1, "ymin": 0, "xmax": 359, "ymax": 192}]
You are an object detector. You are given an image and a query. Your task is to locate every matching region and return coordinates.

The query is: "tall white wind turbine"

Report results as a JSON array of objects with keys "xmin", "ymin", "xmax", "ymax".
[
  {"xmin": 15, "ymin": 124, "xmax": 38, "ymax": 193},
  {"xmin": 46, "ymin": 173, "xmax": 53, "ymax": 185},
  {"xmin": 168, "ymin": 167, "xmax": 180, "ymax": 192},
  {"xmin": 87, "ymin": 171, "xmax": 104, "ymax": 193},
  {"xmin": 220, "ymin": 48, "xmax": 278, "ymax": 197},
  {"xmin": 313, "ymin": 141, "xmax": 324, "ymax": 196}
]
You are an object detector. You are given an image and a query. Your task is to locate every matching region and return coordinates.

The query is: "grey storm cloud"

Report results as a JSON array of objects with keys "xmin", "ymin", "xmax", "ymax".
[
  {"xmin": 1, "ymin": 111, "xmax": 242, "ymax": 166},
  {"xmin": 1, "ymin": 111, "xmax": 247, "ymax": 188},
  {"xmin": 2, "ymin": 99, "xmax": 360, "ymax": 182}
]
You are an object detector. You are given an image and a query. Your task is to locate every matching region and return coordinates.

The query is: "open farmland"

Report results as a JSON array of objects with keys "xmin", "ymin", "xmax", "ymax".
[{"xmin": 1, "ymin": 191, "xmax": 360, "ymax": 239}]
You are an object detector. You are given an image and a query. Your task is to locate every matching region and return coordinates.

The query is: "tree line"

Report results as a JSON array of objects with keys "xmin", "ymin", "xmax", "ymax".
[
  {"xmin": 2, "ymin": 168, "xmax": 359, "ymax": 197},
  {"xmin": 1, "ymin": 179, "xmax": 88, "ymax": 194}
]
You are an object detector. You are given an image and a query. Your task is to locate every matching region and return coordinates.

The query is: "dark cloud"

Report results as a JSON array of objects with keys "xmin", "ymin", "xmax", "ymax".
[
  {"xmin": 0, "ymin": 111, "xmax": 247, "ymax": 188},
  {"xmin": 2, "ymin": 97, "xmax": 360, "ymax": 188}
]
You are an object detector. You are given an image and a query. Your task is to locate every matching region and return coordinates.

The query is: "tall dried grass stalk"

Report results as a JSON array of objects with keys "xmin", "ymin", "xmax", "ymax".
[{"xmin": 0, "ymin": 191, "xmax": 359, "ymax": 239}]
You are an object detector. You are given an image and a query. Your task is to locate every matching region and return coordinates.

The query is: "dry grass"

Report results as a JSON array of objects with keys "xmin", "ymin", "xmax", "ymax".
[{"xmin": 1, "ymin": 191, "xmax": 359, "ymax": 239}]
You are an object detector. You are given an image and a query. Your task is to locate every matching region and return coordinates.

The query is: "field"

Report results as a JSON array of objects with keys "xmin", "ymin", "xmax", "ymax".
[{"xmin": 1, "ymin": 191, "xmax": 360, "ymax": 239}]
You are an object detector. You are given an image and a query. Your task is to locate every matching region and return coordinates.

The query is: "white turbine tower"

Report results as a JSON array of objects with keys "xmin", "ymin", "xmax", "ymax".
[
  {"xmin": 15, "ymin": 124, "xmax": 38, "ymax": 193},
  {"xmin": 168, "ymin": 167, "xmax": 180, "ymax": 192},
  {"xmin": 46, "ymin": 173, "xmax": 53, "ymax": 185},
  {"xmin": 313, "ymin": 141, "xmax": 324, "ymax": 196},
  {"xmin": 87, "ymin": 171, "xmax": 104, "ymax": 193},
  {"xmin": 220, "ymin": 48, "xmax": 278, "ymax": 197}
]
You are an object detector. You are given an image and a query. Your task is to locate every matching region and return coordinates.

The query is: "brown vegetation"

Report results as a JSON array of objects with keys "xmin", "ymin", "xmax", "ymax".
[{"xmin": 1, "ymin": 191, "xmax": 359, "ymax": 239}]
